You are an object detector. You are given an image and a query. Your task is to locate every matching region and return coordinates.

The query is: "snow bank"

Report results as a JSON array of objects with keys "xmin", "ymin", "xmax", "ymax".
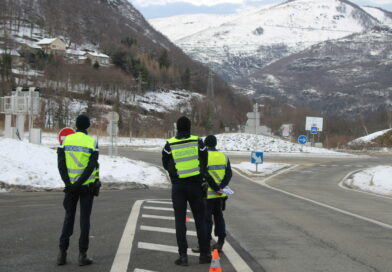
[
  {"xmin": 349, "ymin": 129, "xmax": 392, "ymax": 145},
  {"xmin": 215, "ymin": 133, "xmax": 345, "ymax": 154},
  {"xmin": 344, "ymin": 166, "xmax": 392, "ymax": 196},
  {"xmin": 0, "ymin": 138, "xmax": 168, "ymax": 191},
  {"xmin": 232, "ymin": 161, "xmax": 290, "ymax": 176}
]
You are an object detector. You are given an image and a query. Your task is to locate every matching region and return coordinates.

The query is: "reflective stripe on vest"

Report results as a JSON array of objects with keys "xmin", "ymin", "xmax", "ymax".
[
  {"xmin": 167, "ymin": 135, "xmax": 201, "ymax": 179},
  {"xmin": 62, "ymin": 132, "xmax": 98, "ymax": 185},
  {"xmin": 207, "ymin": 150, "xmax": 227, "ymax": 199}
]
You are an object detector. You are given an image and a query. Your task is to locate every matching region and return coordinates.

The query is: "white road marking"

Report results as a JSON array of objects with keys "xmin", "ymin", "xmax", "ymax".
[
  {"xmin": 142, "ymin": 214, "xmax": 195, "ymax": 222},
  {"xmin": 138, "ymin": 242, "xmax": 199, "ymax": 256},
  {"xmin": 146, "ymin": 200, "xmax": 172, "ymax": 205},
  {"xmin": 134, "ymin": 269, "xmax": 158, "ymax": 272},
  {"xmin": 143, "ymin": 206, "xmax": 190, "ymax": 212},
  {"xmin": 110, "ymin": 200, "xmax": 143, "ymax": 272},
  {"xmin": 233, "ymin": 167, "xmax": 392, "ymax": 231},
  {"xmin": 140, "ymin": 225, "xmax": 197, "ymax": 236}
]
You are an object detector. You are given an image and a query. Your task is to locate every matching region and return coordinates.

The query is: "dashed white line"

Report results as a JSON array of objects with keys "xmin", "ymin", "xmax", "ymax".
[
  {"xmin": 146, "ymin": 200, "xmax": 172, "ymax": 205},
  {"xmin": 138, "ymin": 242, "xmax": 199, "ymax": 256},
  {"xmin": 134, "ymin": 269, "xmax": 158, "ymax": 272},
  {"xmin": 140, "ymin": 225, "xmax": 197, "ymax": 236},
  {"xmin": 143, "ymin": 206, "xmax": 190, "ymax": 212},
  {"xmin": 142, "ymin": 214, "xmax": 195, "ymax": 222}
]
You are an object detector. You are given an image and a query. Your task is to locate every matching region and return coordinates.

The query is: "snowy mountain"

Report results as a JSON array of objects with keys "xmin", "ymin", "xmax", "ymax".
[
  {"xmin": 150, "ymin": 0, "xmax": 379, "ymax": 81},
  {"xmin": 236, "ymin": 27, "xmax": 392, "ymax": 117},
  {"xmin": 363, "ymin": 6, "xmax": 392, "ymax": 26}
]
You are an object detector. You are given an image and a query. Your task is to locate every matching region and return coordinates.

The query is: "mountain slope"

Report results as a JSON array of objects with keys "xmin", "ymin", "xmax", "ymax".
[
  {"xmin": 236, "ymin": 27, "xmax": 392, "ymax": 117},
  {"xmin": 151, "ymin": 0, "xmax": 379, "ymax": 81},
  {"xmin": 363, "ymin": 6, "xmax": 392, "ymax": 26}
]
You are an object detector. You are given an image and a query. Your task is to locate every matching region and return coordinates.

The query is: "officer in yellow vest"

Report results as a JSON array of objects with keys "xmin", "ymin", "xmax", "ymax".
[
  {"xmin": 57, "ymin": 114, "xmax": 100, "ymax": 266},
  {"xmin": 203, "ymin": 135, "xmax": 232, "ymax": 252},
  {"xmin": 162, "ymin": 116, "xmax": 211, "ymax": 266}
]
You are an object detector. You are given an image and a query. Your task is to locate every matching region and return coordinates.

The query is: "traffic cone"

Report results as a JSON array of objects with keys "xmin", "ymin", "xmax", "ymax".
[{"xmin": 209, "ymin": 249, "xmax": 222, "ymax": 272}]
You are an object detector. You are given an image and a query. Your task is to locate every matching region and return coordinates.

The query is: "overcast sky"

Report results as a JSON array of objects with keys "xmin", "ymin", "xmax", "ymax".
[{"xmin": 129, "ymin": 0, "xmax": 392, "ymax": 19}]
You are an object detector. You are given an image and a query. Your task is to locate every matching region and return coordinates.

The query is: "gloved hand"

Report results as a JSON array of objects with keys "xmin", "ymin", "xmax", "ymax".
[{"xmin": 89, "ymin": 180, "xmax": 101, "ymax": 197}]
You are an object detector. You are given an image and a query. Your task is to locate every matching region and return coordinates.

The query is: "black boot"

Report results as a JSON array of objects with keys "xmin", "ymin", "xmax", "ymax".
[
  {"xmin": 199, "ymin": 253, "xmax": 212, "ymax": 264},
  {"xmin": 174, "ymin": 254, "xmax": 188, "ymax": 266},
  {"xmin": 212, "ymin": 238, "xmax": 225, "ymax": 252},
  {"xmin": 78, "ymin": 252, "xmax": 93, "ymax": 266},
  {"xmin": 56, "ymin": 249, "xmax": 67, "ymax": 265},
  {"xmin": 191, "ymin": 246, "xmax": 200, "ymax": 253}
]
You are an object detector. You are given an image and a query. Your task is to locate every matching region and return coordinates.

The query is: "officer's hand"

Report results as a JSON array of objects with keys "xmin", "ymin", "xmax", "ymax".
[{"xmin": 215, "ymin": 189, "xmax": 224, "ymax": 195}]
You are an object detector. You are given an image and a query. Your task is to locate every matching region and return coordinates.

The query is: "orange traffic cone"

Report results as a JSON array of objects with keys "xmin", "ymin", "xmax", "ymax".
[{"xmin": 209, "ymin": 249, "xmax": 222, "ymax": 272}]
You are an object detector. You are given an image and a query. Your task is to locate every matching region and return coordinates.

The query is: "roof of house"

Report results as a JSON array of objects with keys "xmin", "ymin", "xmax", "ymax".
[
  {"xmin": 36, "ymin": 38, "xmax": 62, "ymax": 45},
  {"xmin": 66, "ymin": 49, "xmax": 85, "ymax": 56},
  {"xmin": 85, "ymin": 51, "xmax": 110, "ymax": 58},
  {"xmin": 0, "ymin": 49, "xmax": 20, "ymax": 57}
]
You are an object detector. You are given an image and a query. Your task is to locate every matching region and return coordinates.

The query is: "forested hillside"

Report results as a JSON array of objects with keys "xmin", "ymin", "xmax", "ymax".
[{"xmin": 0, "ymin": 0, "xmax": 250, "ymax": 136}]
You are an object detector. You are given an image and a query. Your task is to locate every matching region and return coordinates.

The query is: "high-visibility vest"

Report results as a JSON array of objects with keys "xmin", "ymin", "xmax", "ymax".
[
  {"xmin": 167, "ymin": 135, "xmax": 201, "ymax": 178},
  {"xmin": 62, "ymin": 132, "xmax": 98, "ymax": 186},
  {"xmin": 207, "ymin": 150, "xmax": 227, "ymax": 199}
]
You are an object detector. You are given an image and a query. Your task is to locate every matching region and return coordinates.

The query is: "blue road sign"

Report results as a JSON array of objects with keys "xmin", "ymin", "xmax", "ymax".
[
  {"xmin": 251, "ymin": 152, "xmax": 264, "ymax": 164},
  {"xmin": 311, "ymin": 126, "xmax": 318, "ymax": 134},
  {"xmin": 298, "ymin": 135, "xmax": 308, "ymax": 145}
]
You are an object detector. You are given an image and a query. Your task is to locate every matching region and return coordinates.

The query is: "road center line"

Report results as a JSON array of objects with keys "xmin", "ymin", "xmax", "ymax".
[{"xmin": 233, "ymin": 167, "xmax": 392, "ymax": 231}]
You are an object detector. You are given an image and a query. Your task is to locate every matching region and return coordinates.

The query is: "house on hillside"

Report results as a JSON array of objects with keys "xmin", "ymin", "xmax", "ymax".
[
  {"xmin": 65, "ymin": 49, "xmax": 86, "ymax": 64},
  {"xmin": 36, "ymin": 38, "xmax": 66, "ymax": 54},
  {"xmin": 83, "ymin": 51, "xmax": 110, "ymax": 66}
]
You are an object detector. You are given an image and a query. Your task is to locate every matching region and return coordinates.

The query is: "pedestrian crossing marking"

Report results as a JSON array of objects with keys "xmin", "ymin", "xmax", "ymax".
[
  {"xmin": 146, "ymin": 200, "xmax": 172, "ymax": 205},
  {"xmin": 143, "ymin": 206, "xmax": 190, "ymax": 212},
  {"xmin": 138, "ymin": 242, "xmax": 199, "ymax": 256},
  {"xmin": 140, "ymin": 225, "xmax": 197, "ymax": 236},
  {"xmin": 142, "ymin": 214, "xmax": 195, "ymax": 222}
]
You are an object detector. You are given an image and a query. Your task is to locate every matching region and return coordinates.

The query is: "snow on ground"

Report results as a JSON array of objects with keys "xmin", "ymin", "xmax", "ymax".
[
  {"xmin": 349, "ymin": 129, "xmax": 392, "ymax": 145},
  {"xmin": 344, "ymin": 166, "xmax": 392, "ymax": 196},
  {"xmin": 128, "ymin": 89, "xmax": 203, "ymax": 113},
  {"xmin": 0, "ymin": 138, "xmax": 168, "ymax": 190},
  {"xmin": 215, "ymin": 133, "xmax": 348, "ymax": 155},
  {"xmin": 231, "ymin": 161, "xmax": 290, "ymax": 176}
]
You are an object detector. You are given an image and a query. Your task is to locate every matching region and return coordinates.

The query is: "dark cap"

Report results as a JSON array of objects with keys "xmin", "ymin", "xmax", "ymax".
[
  {"xmin": 76, "ymin": 114, "xmax": 90, "ymax": 130},
  {"xmin": 204, "ymin": 135, "xmax": 217, "ymax": 148},
  {"xmin": 176, "ymin": 116, "xmax": 191, "ymax": 132}
]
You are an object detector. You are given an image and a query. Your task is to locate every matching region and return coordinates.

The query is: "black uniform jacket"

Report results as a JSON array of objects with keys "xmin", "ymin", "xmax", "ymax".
[{"xmin": 57, "ymin": 129, "xmax": 99, "ymax": 186}]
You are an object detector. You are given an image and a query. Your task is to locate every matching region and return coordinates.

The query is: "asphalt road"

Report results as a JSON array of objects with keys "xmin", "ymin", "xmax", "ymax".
[{"xmin": 1, "ymin": 148, "xmax": 392, "ymax": 272}]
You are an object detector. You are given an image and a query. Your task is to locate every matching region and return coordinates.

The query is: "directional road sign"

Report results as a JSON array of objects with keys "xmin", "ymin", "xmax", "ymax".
[
  {"xmin": 298, "ymin": 135, "xmax": 308, "ymax": 145},
  {"xmin": 251, "ymin": 152, "xmax": 264, "ymax": 164}
]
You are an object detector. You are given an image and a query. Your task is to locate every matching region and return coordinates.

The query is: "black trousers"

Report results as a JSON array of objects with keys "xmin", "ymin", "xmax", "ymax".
[
  {"xmin": 59, "ymin": 186, "xmax": 94, "ymax": 253},
  {"xmin": 205, "ymin": 198, "xmax": 226, "ymax": 241},
  {"xmin": 172, "ymin": 182, "xmax": 209, "ymax": 255}
]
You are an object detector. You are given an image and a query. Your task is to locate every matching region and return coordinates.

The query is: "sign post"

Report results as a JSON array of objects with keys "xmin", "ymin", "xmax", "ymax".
[
  {"xmin": 251, "ymin": 151, "xmax": 263, "ymax": 172},
  {"xmin": 105, "ymin": 111, "xmax": 119, "ymax": 156},
  {"xmin": 298, "ymin": 135, "xmax": 307, "ymax": 152}
]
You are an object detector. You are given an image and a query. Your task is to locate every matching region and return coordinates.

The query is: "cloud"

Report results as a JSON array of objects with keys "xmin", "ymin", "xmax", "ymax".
[{"xmin": 367, "ymin": 0, "xmax": 392, "ymax": 4}]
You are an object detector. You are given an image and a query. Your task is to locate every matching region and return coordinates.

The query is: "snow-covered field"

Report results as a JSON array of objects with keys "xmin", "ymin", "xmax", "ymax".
[
  {"xmin": 232, "ymin": 162, "xmax": 290, "ymax": 176},
  {"xmin": 344, "ymin": 166, "xmax": 392, "ymax": 196},
  {"xmin": 0, "ymin": 138, "xmax": 168, "ymax": 192}
]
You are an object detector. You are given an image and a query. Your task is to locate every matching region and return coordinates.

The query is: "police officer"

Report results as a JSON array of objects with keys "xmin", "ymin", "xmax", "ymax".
[
  {"xmin": 57, "ymin": 114, "xmax": 100, "ymax": 266},
  {"xmin": 162, "ymin": 116, "xmax": 211, "ymax": 266},
  {"xmin": 203, "ymin": 135, "xmax": 232, "ymax": 252}
]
